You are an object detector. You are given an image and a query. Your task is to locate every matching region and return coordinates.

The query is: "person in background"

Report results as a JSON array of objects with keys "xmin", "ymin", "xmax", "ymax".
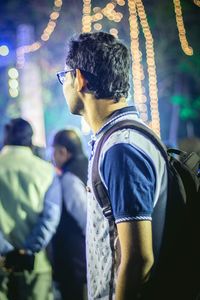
[
  {"xmin": 52, "ymin": 128, "xmax": 88, "ymax": 300},
  {"xmin": 57, "ymin": 32, "xmax": 168, "ymax": 300},
  {"xmin": 0, "ymin": 118, "xmax": 61, "ymax": 300}
]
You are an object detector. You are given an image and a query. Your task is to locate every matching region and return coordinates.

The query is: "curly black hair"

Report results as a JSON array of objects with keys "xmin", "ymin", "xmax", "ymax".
[{"xmin": 66, "ymin": 32, "xmax": 130, "ymax": 101}]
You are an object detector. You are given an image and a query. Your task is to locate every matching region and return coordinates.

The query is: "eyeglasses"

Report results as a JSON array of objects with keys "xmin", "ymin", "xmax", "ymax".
[{"xmin": 57, "ymin": 69, "xmax": 74, "ymax": 85}]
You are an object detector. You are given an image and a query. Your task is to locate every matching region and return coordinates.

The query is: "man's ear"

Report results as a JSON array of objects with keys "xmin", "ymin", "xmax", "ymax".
[{"xmin": 76, "ymin": 69, "xmax": 87, "ymax": 92}]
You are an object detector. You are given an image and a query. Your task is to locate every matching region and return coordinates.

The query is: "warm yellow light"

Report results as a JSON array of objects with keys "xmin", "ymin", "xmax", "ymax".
[
  {"xmin": 134, "ymin": 0, "xmax": 160, "ymax": 137},
  {"xmin": 173, "ymin": 0, "xmax": 193, "ymax": 56},
  {"xmin": 140, "ymin": 112, "xmax": 148, "ymax": 121},
  {"xmin": 30, "ymin": 42, "xmax": 41, "ymax": 52},
  {"xmin": 9, "ymin": 79, "xmax": 19, "ymax": 89},
  {"xmin": 106, "ymin": 3, "xmax": 115, "ymax": 11},
  {"xmin": 128, "ymin": 0, "xmax": 145, "ymax": 121},
  {"xmin": 0, "ymin": 45, "xmax": 9, "ymax": 56},
  {"xmin": 9, "ymin": 88, "xmax": 19, "ymax": 98},
  {"xmin": 117, "ymin": 0, "xmax": 126, "ymax": 6},
  {"xmin": 16, "ymin": 0, "xmax": 62, "ymax": 68},
  {"xmin": 54, "ymin": 0, "xmax": 62, "ymax": 7},
  {"xmin": 82, "ymin": 0, "xmax": 91, "ymax": 33},
  {"xmin": 96, "ymin": 13, "xmax": 103, "ymax": 20},
  {"xmin": 41, "ymin": 34, "xmax": 50, "ymax": 41},
  {"xmin": 83, "ymin": 7, "xmax": 91, "ymax": 14},
  {"xmin": 8, "ymin": 68, "xmax": 19, "ymax": 79},
  {"xmin": 50, "ymin": 12, "xmax": 59, "ymax": 20},
  {"xmin": 110, "ymin": 28, "xmax": 118, "ymax": 37},
  {"xmin": 94, "ymin": 23, "xmax": 102, "ymax": 31},
  {"xmin": 138, "ymin": 104, "xmax": 147, "ymax": 112}
]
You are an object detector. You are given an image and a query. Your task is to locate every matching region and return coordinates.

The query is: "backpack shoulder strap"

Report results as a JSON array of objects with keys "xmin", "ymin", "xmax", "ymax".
[{"xmin": 92, "ymin": 119, "xmax": 168, "ymax": 220}]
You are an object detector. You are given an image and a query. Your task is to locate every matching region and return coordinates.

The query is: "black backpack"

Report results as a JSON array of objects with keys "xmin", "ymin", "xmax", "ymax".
[{"xmin": 92, "ymin": 119, "xmax": 200, "ymax": 300}]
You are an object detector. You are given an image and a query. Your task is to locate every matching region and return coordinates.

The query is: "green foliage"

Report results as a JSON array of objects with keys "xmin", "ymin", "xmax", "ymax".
[
  {"xmin": 180, "ymin": 108, "xmax": 198, "ymax": 120},
  {"xmin": 171, "ymin": 94, "xmax": 200, "ymax": 120},
  {"xmin": 193, "ymin": 97, "xmax": 200, "ymax": 109},
  {"xmin": 171, "ymin": 95, "xmax": 188, "ymax": 106}
]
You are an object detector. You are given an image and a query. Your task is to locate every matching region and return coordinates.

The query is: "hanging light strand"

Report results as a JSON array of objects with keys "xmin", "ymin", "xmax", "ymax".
[
  {"xmin": 128, "ymin": 0, "xmax": 146, "ymax": 122},
  {"xmin": 173, "ymin": 0, "xmax": 193, "ymax": 56},
  {"xmin": 193, "ymin": 0, "xmax": 200, "ymax": 7},
  {"xmin": 17, "ymin": 0, "xmax": 63, "ymax": 68},
  {"xmin": 135, "ymin": 0, "xmax": 160, "ymax": 136},
  {"xmin": 82, "ymin": 0, "xmax": 92, "ymax": 32}
]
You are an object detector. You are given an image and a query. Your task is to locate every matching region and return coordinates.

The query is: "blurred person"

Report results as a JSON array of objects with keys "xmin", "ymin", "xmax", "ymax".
[
  {"xmin": 52, "ymin": 129, "xmax": 88, "ymax": 300},
  {"xmin": 56, "ymin": 32, "xmax": 169, "ymax": 300},
  {"xmin": 0, "ymin": 118, "xmax": 61, "ymax": 300}
]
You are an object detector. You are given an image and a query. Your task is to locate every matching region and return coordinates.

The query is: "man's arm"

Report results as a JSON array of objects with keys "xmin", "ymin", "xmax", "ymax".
[
  {"xmin": 115, "ymin": 220, "xmax": 154, "ymax": 300},
  {"xmin": 62, "ymin": 172, "xmax": 87, "ymax": 235},
  {"xmin": 23, "ymin": 175, "xmax": 62, "ymax": 253}
]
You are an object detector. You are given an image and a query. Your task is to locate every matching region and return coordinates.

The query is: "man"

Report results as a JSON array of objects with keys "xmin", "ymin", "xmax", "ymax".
[
  {"xmin": 0, "ymin": 118, "xmax": 61, "ymax": 300},
  {"xmin": 52, "ymin": 128, "xmax": 88, "ymax": 300},
  {"xmin": 57, "ymin": 32, "xmax": 168, "ymax": 300}
]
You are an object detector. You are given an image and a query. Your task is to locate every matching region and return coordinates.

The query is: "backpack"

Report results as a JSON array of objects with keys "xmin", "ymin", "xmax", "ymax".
[{"xmin": 92, "ymin": 119, "xmax": 200, "ymax": 300}]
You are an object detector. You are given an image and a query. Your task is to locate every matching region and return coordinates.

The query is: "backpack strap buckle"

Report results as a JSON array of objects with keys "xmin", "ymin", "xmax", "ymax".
[{"xmin": 102, "ymin": 206, "xmax": 114, "ymax": 221}]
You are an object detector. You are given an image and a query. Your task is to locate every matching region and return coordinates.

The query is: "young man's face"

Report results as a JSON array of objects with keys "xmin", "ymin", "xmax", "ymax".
[{"xmin": 63, "ymin": 71, "xmax": 84, "ymax": 116}]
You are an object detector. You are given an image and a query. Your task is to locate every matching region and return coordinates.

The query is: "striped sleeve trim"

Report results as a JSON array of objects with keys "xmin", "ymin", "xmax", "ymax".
[{"xmin": 115, "ymin": 216, "xmax": 152, "ymax": 224}]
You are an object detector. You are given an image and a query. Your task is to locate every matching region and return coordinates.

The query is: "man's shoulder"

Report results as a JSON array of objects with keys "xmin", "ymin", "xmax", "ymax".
[
  {"xmin": 31, "ymin": 154, "xmax": 53, "ymax": 170},
  {"xmin": 100, "ymin": 126, "xmax": 163, "ymax": 159},
  {"xmin": 100, "ymin": 127, "xmax": 152, "ymax": 156}
]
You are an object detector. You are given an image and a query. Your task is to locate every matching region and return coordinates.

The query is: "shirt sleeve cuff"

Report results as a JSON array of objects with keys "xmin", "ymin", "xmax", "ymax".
[{"xmin": 115, "ymin": 214, "xmax": 152, "ymax": 224}]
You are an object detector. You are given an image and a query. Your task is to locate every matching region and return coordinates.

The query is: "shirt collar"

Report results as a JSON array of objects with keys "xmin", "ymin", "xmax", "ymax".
[{"xmin": 89, "ymin": 105, "xmax": 139, "ymax": 148}]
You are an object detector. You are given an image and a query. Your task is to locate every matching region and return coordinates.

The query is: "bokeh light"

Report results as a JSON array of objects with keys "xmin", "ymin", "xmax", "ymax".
[
  {"xmin": 8, "ymin": 68, "xmax": 19, "ymax": 79},
  {"xmin": 0, "ymin": 45, "xmax": 9, "ymax": 56}
]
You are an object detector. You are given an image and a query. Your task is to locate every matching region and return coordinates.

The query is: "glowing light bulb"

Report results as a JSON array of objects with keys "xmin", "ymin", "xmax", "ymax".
[
  {"xmin": 0, "ymin": 45, "xmax": 9, "ymax": 56},
  {"xmin": 9, "ymin": 88, "xmax": 19, "ymax": 98},
  {"xmin": 9, "ymin": 79, "xmax": 19, "ymax": 89},
  {"xmin": 110, "ymin": 28, "xmax": 118, "ymax": 37},
  {"xmin": 8, "ymin": 68, "xmax": 19, "ymax": 79},
  {"xmin": 94, "ymin": 23, "xmax": 102, "ymax": 31}
]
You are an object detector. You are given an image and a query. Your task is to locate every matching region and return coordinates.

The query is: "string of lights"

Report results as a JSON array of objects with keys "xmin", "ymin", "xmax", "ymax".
[
  {"xmin": 17, "ymin": 0, "xmax": 63, "ymax": 68},
  {"xmin": 82, "ymin": 0, "xmax": 126, "ymax": 36},
  {"xmin": 82, "ymin": 0, "xmax": 92, "ymax": 32},
  {"xmin": 8, "ymin": 68, "xmax": 19, "ymax": 98},
  {"xmin": 173, "ymin": 0, "xmax": 193, "ymax": 56},
  {"xmin": 128, "ymin": 0, "xmax": 146, "ymax": 123},
  {"xmin": 135, "ymin": 0, "xmax": 160, "ymax": 136}
]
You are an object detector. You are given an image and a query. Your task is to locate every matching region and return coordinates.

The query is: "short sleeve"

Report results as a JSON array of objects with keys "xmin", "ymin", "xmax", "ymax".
[{"xmin": 100, "ymin": 143, "xmax": 156, "ymax": 223}]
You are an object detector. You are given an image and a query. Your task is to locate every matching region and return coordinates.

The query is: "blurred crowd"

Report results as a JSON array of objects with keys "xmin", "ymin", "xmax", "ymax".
[{"xmin": 0, "ymin": 118, "xmax": 88, "ymax": 300}]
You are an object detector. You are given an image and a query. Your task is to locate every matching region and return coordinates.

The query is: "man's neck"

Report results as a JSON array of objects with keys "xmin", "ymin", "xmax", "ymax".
[{"xmin": 82, "ymin": 96, "xmax": 128, "ymax": 134}]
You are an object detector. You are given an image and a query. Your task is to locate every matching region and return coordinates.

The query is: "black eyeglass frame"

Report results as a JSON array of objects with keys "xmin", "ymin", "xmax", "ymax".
[{"xmin": 56, "ymin": 69, "xmax": 75, "ymax": 85}]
